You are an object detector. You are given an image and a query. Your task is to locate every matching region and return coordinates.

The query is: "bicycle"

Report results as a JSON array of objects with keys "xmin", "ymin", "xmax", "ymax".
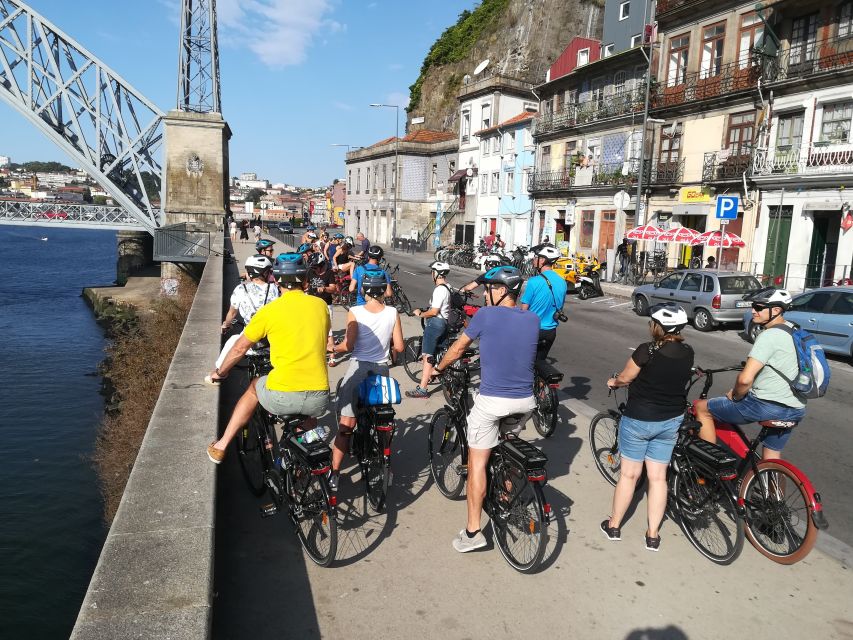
[
  {"xmin": 385, "ymin": 264, "xmax": 413, "ymax": 315},
  {"xmin": 531, "ymin": 360, "xmax": 563, "ymax": 438},
  {"xmin": 429, "ymin": 363, "xmax": 552, "ymax": 573},
  {"xmin": 238, "ymin": 404, "xmax": 338, "ymax": 567}
]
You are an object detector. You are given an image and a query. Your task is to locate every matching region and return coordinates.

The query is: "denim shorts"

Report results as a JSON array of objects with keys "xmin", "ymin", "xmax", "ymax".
[
  {"xmin": 707, "ymin": 393, "xmax": 805, "ymax": 452},
  {"xmin": 618, "ymin": 414, "xmax": 682, "ymax": 464},
  {"xmin": 421, "ymin": 316, "xmax": 448, "ymax": 356}
]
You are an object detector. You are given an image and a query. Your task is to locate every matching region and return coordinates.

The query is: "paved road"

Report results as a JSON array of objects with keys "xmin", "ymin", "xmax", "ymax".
[{"xmin": 212, "ymin": 238, "xmax": 853, "ymax": 640}]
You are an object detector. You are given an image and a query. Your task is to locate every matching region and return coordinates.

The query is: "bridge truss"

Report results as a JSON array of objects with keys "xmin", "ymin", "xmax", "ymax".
[
  {"xmin": 0, "ymin": 200, "xmax": 145, "ymax": 231},
  {"xmin": 0, "ymin": 0, "xmax": 165, "ymax": 232}
]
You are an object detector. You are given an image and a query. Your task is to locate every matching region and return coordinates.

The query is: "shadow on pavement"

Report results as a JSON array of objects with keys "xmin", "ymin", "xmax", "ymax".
[{"xmin": 625, "ymin": 625, "xmax": 689, "ymax": 640}]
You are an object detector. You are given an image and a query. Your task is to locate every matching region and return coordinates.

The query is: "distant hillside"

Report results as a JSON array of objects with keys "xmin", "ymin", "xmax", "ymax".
[{"xmin": 407, "ymin": 0, "xmax": 604, "ymax": 131}]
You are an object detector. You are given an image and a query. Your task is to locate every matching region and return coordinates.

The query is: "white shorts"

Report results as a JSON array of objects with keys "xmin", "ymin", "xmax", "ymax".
[{"xmin": 466, "ymin": 393, "xmax": 536, "ymax": 449}]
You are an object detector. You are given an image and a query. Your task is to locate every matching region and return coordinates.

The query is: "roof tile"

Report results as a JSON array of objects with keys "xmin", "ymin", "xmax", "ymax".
[{"xmin": 474, "ymin": 111, "xmax": 536, "ymax": 136}]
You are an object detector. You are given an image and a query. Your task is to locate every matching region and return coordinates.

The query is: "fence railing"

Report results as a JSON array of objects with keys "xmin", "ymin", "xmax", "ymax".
[
  {"xmin": 761, "ymin": 35, "xmax": 853, "ymax": 84},
  {"xmin": 153, "ymin": 222, "xmax": 211, "ymax": 262},
  {"xmin": 535, "ymin": 89, "xmax": 645, "ymax": 136},
  {"xmin": 752, "ymin": 143, "xmax": 853, "ymax": 177},
  {"xmin": 702, "ymin": 151, "xmax": 753, "ymax": 183},
  {"xmin": 651, "ymin": 59, "xmax": 760, "ymax": 109},
  {"xmin": 529, "ymin": 158, "xmax": 683, "ymax": 192}
]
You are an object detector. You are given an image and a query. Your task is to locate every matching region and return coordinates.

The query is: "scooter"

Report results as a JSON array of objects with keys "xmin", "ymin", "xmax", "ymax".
[{"xmin": 577, "ymin": 261, "xmax": 606, "ymax": 300}]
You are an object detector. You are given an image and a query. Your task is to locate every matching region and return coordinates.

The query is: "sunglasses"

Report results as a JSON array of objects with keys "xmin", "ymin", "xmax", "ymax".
[{"xmin": 751, "ymin": 303, "xmax": 769, "ymax": 312}]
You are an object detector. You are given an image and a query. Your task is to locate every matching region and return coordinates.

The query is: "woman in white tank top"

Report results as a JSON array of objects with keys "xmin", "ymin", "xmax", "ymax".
[{"xmin": 329, "ymin": 271, "xmax": 404, "ymax": 488}]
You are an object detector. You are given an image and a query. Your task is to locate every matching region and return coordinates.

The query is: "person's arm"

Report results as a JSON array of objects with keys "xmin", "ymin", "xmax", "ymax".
[
  {"xmin": 326, "ymin": 275, "xmax": 339, "ymax": 294},
  {"xmin": 607, "ymin": 357, "xmax": 642, "ymax": 388},
  {"xmin": 334, "ymin": 311, "xmax": 358, "ymax": 353},
  {"xmin": 391, "ymin": 314, "xmax": 404, "ymax": 354},
  {"xmin": 433, "ymin": 333, "xmax": 474, "ymax": 374},
  {"xmin": 349, "ymin": 269, "xmax": 358, "ymax": 292},
  {"xmin": 221, "ymin": 305, "xmax": 239, "ymax": 333},
  {"xmin": 210, "ymin": 335, "xmax": 253, "ymax": 380},
  {"xmin": 520, "ymin": 303, "xmax": 530, "ymax": 311},
  {"xmin": 729, "ymin": 357, "xmax": 764, "ymax": 401},
  {"xmin": 460, "ymin": 281, "xmax": 480, "ymax": 296}
]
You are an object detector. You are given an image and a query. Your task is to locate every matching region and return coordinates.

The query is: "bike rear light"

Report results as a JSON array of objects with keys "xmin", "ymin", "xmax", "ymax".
[
  {"xmin": 384, "ymin": 448, "xmax": 391, "ymax": 456},
  {"xmin": 719, "ymin": 472, "xmax": 737, "ymax": 481},
  {"xmin": 543, "ymin": 503, "xmax": 552, "ymax": 514},
  {"xmin": 549, "ymin": 383, "xmax": 560, "ymax": 389},
  {"xmin": 527, "ymin": 473, "xmax": 546, "ymax": 482},
  {"xmin": 737, "ymin": 497, "xmax": 745, "ymax": 507},
  {"xmin": 311, "ymin": 465, "xmax": 330, "ymax": 476},
  {"xmin": 712, "ymin": 294, "xmax": 721, "ymax": 309},
  {"xmin": 328, "ymin": 495, "xmax": 337, "ymax": 507},
  {"xmin": 376, "ymin": 425, "xmax": 393, "ymax": 432}
]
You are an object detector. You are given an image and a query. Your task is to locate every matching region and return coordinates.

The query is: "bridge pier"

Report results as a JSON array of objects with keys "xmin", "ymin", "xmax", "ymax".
[{"xmin": 116, "ymin": 231, "xmax": 153, "ymax": 285}]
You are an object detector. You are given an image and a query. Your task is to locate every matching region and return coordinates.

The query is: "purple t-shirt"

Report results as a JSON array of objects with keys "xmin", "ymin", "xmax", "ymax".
[
  {"xmin": 361, "ymin": 238, "xmax": 370, "ymax": 254},
  {"xmin": 464, "ymin": 305, "xmax": 539, "ymax": 398}
]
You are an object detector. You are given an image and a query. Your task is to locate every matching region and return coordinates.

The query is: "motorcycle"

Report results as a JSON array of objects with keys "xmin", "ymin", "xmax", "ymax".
[{"xmin": 577, "ymin": 260, "xmax": 606, "ymax": 300}]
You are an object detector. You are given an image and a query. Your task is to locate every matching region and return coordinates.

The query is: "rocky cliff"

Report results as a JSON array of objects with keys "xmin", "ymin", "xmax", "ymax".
[{"xmin": 407, "ymin": 0, "xmax": 604, "ymax": 132}]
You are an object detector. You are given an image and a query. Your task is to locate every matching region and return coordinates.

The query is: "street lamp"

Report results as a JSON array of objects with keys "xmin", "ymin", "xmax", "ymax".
[
  {"xmin": 370, "ymin": 103, "xmax": 400, "ymax": 243},
  {"xmin": 330, "ymin": 143, "xmax": 362, "ymax": 152}
]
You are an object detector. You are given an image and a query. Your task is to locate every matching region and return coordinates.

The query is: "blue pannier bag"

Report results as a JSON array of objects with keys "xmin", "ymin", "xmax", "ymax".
[
  {"xmin": 358, "ymin": 375, "xmax": 402, "ymax": 406},
  {"xmin": 767, "ymin": 323, "xmax": 830, "ymax": 400}
]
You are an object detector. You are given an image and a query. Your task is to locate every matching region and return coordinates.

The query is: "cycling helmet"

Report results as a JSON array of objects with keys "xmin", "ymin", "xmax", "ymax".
[
  {"xmin": 333, "ymin": 233, "xmax": 345, "ymax": 239},
  {"xmin": 307, "ymin": 232, "xmax": 318, "ymax": 240},
  {"xmin": 483, "ymin": 254, "xmax": 504, "ymax": 269},
  {"xmin": 245, "ymin": 254, "xmax": 274, "ymax": 279},
  {"xmin": 649, "ymin": 303, "xmax": 689, "ymax": 334},
  {"xmin": 750, "ymin": 287, "xmax": 792, "ymax": 311},
  {"xmin": 532, "ymin": 243, "xmax": 561, "ymax": 264},
  {"xmin": 255, "ymin": 238, "xmax": 276, "ymax": 251},
  {"xmin": 429, "ymin": 261, "xmax": 450, "ymax": 277},
  {"xmin": 296, "ymin": 242, "xmax": 312, "ymax": 254},
  {"xmin": 361, "ymin": 271, "xmax": 388, "ymax": 298},
  {"xmin": 344, "ymin": 236, "xmax": 355, "ymax": 246},
  {"xmin": 306, "ymin": 252, "xmax": 326, "ymax": 269},
  {"xmin": 367, "ymin": 245, "xmax": 384, "ymax": 260},
  {"xmin": 307, "ymin": 225, "xmax": 316, "ymax": 231},
  {"xmin": 482, "ymin": 265, "xmax": 524, "ymax": 296},
  {"xmin": 273, "ymin": 258, "xmax": 307, "ymax": 285},
  {"xmin": 276, "ymin": 252, "xmax": 303, "ymax": 265}
]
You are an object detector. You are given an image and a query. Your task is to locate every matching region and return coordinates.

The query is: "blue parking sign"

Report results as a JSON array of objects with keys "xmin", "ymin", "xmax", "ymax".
[{"xmin": 715, "ymin": 195, "xmax": 739, "ymax": 220}]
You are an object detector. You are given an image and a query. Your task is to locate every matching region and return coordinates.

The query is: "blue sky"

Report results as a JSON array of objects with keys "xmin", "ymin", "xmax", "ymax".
[{"xmin": 0, "ymin": 0, "xmax": 473, "ymax": 186}]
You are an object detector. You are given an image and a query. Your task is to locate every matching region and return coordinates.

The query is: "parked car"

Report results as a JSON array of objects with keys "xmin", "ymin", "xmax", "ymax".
[
  {"xmin": 277, "ymin": 221, "xmax": 293, "ymax": 233},
  {"xmin": 633, "ymin": 269, "xmax": 761, "ymax": 331},
  {"xmin": 35, "ymin": 210, "xmax": 68, "ymax": 220},
  {"xmin": 742, "ymin": 286, "xmax": 853, "ymax": 358}
]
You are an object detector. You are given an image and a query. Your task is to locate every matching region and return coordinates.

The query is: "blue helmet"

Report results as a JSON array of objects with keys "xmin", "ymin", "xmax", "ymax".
[
  {"xmin": 273, "ymin": 256, "xmax": 307, "ymax": 285},
  {"xmin": 296, "ymin": 242, "xmax": 312, "ymax": 254},
  {"xmin": 482, "ymin": 265, "xmax": 523, "ymax": 295},
  {"xmin": 255, "ymin": 238, "xmax": 275, "ymax": 251},
  {"xmin": 276, "ymin": 252, "xmax": 303, "ymax": 265}
]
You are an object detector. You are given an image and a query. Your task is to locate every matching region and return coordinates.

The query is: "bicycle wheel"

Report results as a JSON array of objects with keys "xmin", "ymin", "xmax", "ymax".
[
  {"xmin": 490, "ymin": 464, "xmax": 548, "ymax": 573},
  {"xmin": 740, "ymin": 462, "xmax": 818, "ymax": 564},
  {"xmin": 237, "ymin": 412, "xmax": 268, "ymax": 496},
  {"xmin": 395, "ymin": 287, "xmax": 413, "ymax": 315},
  {"xmin": 531, "ymin": 377, "xmax": 558, "ymax": 438},
  {"xmin": 672, "ymin": 466, "xmax": 743, "ymax": 565},
  {"xmin": 362, "ymin": 429, "xmax": 390, "ymax": 512},
  {"xmin": 428, "ymin": 409, "xmax": 466, "ymax": 499},
  {"xmin": 289, "ymin": 461, "xmax": 338, "ymax": 567},
  {"xmin": 402, "ymin": 336, "xmax": 424, "ymax": 383},
  {"xmin": 589, "ymin": 411, "xmax": 621, "ymax": 486}
]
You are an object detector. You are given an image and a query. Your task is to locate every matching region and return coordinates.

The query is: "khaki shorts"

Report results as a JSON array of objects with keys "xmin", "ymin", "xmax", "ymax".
[
  {"xmin": 256, "ymin": 375, "xmax": 329, "ymax": 418},
  {"xmin": 466, "ymin": 393, "xmax": 536, "ymax": 449}
]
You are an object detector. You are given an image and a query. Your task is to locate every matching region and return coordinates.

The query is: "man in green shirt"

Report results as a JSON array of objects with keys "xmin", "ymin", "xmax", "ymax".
[{"xmin": 695, "ymin": 289, "xmax": 806, "ymax": 460}]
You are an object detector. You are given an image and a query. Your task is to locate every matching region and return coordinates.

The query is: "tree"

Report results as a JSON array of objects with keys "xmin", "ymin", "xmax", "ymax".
[
  {"xmin": 245, "ymin": 188, "xmax": 265, "ymax": 204},
  {"xmin": 93, "ymin": 195, "xmax": 108, "ymax": 205}
]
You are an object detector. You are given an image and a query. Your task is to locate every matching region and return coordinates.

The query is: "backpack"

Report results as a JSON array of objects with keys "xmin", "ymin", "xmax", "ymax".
[
  {"xmin": 441, "ymin": 284, "xmax": 468, "ymax": 332},
  {"xmin": 766, "ymin": 323, "xmax": 831, "ymax": 400}
]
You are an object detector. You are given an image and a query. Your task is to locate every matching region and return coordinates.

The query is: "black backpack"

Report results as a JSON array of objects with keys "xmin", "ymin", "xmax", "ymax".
[{"xmin": 442, "ymin": 284, "xmax": 468, "ymax": 332}]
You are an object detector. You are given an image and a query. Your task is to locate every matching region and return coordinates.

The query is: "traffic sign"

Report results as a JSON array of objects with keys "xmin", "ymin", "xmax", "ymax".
[
  {"xmin": 259, "ymin": 201, "xmax": 268, "ymax": 210},
  {"xmin": 715, "ymin": 195, "xmax": 739, "ymax": 220},
  {"xmin": 613, "ymin": 190, "xmax": 630, "ymax": 210}
]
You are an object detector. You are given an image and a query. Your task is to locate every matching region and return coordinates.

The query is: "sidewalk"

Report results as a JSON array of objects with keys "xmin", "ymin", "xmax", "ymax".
[{"xmin": 217, "ymin": 236, "xmax": 853, "ymax": 640}]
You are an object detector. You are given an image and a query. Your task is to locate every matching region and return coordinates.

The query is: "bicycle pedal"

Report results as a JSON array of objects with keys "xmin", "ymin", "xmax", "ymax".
[{"xmin": 260, "ymin": 503, "xmax": 278, "ymax": 518}]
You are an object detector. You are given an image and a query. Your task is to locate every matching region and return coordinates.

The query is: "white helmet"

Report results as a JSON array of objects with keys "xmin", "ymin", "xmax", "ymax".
[
  {"xmin": 650, "ymin": 303, "xmax": 689, "ymax": 333},
  {"xmin": 429, "ymin": 261, "xmax": 450, "ymax": 276},
  {"xmin": 750, "ymin": 287, "xmax": 792, "ymax": 310},
  {"xmin": 245, "ymin": 254, "xmax": 274, "ymax": 278},
  {"xmin": 483, "ymin": 254, "xmax": 503, "ymax": 267},
  {"xmin": 533, "ymin": 243, "xmax": 561, "ymax": 263},
  {"xmin": 307, "ymin": 231, "xmax": 318, "ymax": 239}
]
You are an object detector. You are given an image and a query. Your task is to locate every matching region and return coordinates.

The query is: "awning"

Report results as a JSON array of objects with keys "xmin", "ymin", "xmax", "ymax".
[
  {"xmin": 448, "ymin": 168, "xmax": 477, "ymax": 182},
  {"xmin": 673, "ymin": 204, "xmax": 711, "ymax": 217}
]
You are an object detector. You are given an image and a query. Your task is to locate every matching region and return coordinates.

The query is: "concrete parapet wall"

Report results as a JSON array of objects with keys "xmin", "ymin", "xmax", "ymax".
[{"xmin": 71, "ymin": 236, "xmax": 224, "ymax": 639}]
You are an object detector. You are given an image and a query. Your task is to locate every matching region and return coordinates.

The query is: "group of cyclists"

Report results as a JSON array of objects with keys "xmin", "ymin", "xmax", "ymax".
[{"xmin": 206, "ymin": 232, "xmax": 811, "ymax": 557}]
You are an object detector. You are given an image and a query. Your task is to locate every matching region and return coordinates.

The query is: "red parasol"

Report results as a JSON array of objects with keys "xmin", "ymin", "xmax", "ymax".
[
  {"xmin": 690, "ymin": 229, "xmax": 746, "ymax": 248},
  {"xmin": 625, "ymin": 224, "xmax": 663, "ymax": 241},
  {"xmin": 656, "ymin": 227, "xmax": 700, "ymax": 244}
]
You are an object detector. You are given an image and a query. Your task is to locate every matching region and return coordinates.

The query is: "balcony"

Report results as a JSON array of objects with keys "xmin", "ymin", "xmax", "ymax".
[
  {"xmin": 535, "ymin": 89, "xmax": 645, "ymax": 137},
  {"xmin": 645, "ymin": 160, "xmax": 684, "ymax": 185},
  {"xmin": 752, "ymin": 144, "xmax": 853, "ymax": 178},
  {"xmin": 528, "ymin": 161, "xmax": 639, "ymax": 193},
  {"xmin": 702, "ymin": 151, "xmax": 752, "ymax": 183},
  {"xmin": 761, "ymin": 35, "xmax": 853, "ymax": 84},
  {"xmin": 650, "ymin": 60, "xmax": 760, "ymax": 110}
]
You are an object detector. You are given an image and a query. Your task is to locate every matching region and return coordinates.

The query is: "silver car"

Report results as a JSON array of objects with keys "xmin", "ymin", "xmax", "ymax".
[{"xmin": 633, "ymin": 270, "xmax": 762, "ymax": 331}]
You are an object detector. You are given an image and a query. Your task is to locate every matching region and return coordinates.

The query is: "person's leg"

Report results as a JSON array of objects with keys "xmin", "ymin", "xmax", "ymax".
[
  {"xmin": 694, "ymin": 399, "xmax": 716, "ymax": 443},
  {"xmin": 331, "ymin": 361, "xmax": 362, "ymax": 475},
  {"xmin": 644, "ymin": 460, "xmax": 669, "ymax": 538},
  {"xmin": 332, "ymin": 417, "xmax": 355, "ymax": 473},
  {"xmin": 418, "ymin": 354, "xmax": 434, "ymax": 392},
  {"xmin": 608, "ymin": 458, "xmax": 643, "ymax": 528},
  {"xmin": 211, "ymin": 378, "xmax": 260, "ymax": 453},
  {"xmin": 536, "ymin": 328, "xmax": 556, "ymax": 362},
  {"xmin": 465, "ymin": 447, "xmax": 491, "ymax": 532}
]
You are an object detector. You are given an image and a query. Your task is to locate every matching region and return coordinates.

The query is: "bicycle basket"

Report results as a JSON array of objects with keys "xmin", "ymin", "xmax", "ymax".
[
  {"xmin": 499, "ymin": 434, "xmax": 548, "ymax": 473},
  {"xmin": 683, "ymin": 437, "xmax": 739, "ymax": 477},
  {"xmin": 358, "ymin": 375, "xmax": 402, "ymax": 405}
]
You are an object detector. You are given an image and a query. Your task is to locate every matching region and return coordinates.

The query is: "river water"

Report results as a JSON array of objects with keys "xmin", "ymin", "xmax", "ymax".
[{"xmin": 0, "ymin": 226, "xmax": 115, "ymax": 639}]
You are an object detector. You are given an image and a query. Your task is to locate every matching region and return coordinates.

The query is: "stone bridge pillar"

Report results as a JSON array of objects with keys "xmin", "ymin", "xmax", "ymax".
[{"xmin": 116, "ymin": 231, "xmax": 153, "ymax": 285}]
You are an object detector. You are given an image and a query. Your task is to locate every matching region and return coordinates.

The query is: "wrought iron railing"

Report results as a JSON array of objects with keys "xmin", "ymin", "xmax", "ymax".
[
  {"xmin": 644, "ymin": 160, "xmax": 684, "ymax": 185},
  {"xmin": 529, "ymin": 158, "xmax": 681, "ymax": 192},
  {"xmin": 702, "ymin": 151, "xmax": 753, "ymax": 182},
  {"xmin": 153, "ymin": 222, "xmax": 211, "ymax": 262},
  {"xmin": 650, "ymin": 59, "xmax": 760, "ymax": 109},
  {"xmin": 752, "ymin": 143, "xmax": 853, "ymax": 177},
  {"xmin": 535, "ymin": 89, "xmax": 646, "ymax": 136},
  {"xmin": 418, "ymin": 197, "xmax": 460, "ymax": 247},
  {"xmin": 761, "ymin": 35, "xmax": 853, "ymax": 83}
]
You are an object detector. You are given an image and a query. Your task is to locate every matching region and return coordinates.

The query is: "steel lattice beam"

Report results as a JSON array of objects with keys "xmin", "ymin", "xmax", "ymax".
[
  {"xmin": 177, "ymin": 0, "xmax": 220, "ymax": 113},
  {"xmin": 0, "ymin": 0, "xmax": 164, "ymax": 232},
  {"xmin": 0, "ymin": 200, "xmax": 146, "ymax": 230}
]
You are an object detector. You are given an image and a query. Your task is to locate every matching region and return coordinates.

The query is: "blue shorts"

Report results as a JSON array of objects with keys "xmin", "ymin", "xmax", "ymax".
[
  {"xmin": 421, "ymin": 317, "xmax": 448, "ymax": 356},
  {"xmin": 707, "ymin": 393, "xmax": 805, "ymax": 452},
  {"xmin": 618, "ymin": 414, "xmax": 682, "ymax": 464}
]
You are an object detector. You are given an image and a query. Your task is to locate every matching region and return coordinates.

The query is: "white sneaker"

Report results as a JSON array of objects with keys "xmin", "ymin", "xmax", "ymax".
[{"xmin": 452, "ymin": 529, "xmax": 487, "ymax": 553}]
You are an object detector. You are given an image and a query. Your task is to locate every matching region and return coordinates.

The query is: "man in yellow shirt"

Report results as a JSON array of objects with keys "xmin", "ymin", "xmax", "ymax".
[{"xmin": 206, "ymin": 258, "xmax": 330, "ymax": 463}]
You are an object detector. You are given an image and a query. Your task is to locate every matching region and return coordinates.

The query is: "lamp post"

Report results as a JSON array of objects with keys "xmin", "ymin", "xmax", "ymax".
[{"xmin": 370, "ymin": 103, "xmax": 400, "ymax": 243}]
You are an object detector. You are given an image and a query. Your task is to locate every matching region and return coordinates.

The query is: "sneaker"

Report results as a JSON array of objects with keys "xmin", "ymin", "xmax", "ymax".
[
  {"xmin": 328, "ymin": 471, "xmax": 339, "ymax": 492},
  {"xmin": 645, "ymin": 532, "xmax": 661, "ymax": 552},
  {"xmin": 600, "ymin": 519, "xmax": 621, "ymax": 541},
  {"xmin": 452, "ymin": 529, "xmax": 487, "ymax": 553},
  {"xmin": 405, "ymin": 386, "xmax": 430, "ymax": 399},
  {"xmin": 207, "ymin": 443, "xmax": 225, "ymax": 465}
]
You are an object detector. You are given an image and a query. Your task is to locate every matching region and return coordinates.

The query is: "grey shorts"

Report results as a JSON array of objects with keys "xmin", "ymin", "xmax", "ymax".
[
  {"xmin": 256, "ymin": 375, "xmax": 329, "ymax": 417},
  {"xmin": 466, "ymin": 393, "xmax": 536, "ymax": 449},
  {"xmin": 337, "ymin": 360, "xmax": 389, "ymax": 419}
]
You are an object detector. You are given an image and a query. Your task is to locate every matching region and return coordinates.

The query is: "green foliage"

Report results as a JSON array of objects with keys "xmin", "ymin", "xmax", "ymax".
[
  {"xmin": 93, "ymin": 195, "xmax": 108, "ymax": 205},
  {"xmin": 9, "ymin": 161, "xmax": 75, "ymax": 173},
  {"xmin": 245, "ymin": 188, "xmax": 266, "ymax": 204},
  {"xmin": 407, "ymin": 0, "xmax": 510, "ymax": 113}
]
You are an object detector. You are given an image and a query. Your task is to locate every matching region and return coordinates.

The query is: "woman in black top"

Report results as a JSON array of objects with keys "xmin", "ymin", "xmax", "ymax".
[{"xmin": 601, "ymin": 303, "xmax": 694, "ymax": 552}]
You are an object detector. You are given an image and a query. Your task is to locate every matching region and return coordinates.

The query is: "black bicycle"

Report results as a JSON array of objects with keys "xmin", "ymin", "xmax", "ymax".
[
  {"xmin": 386, "ymin": 264, "xmax": 413, "ymax": 315},
  {"xmin": 531, "ymin": 360, "xmax": 563, "ymax": 438},
  {"xmin": 429, "ymin": 363, "xmax": 551, "ymax": 573}
]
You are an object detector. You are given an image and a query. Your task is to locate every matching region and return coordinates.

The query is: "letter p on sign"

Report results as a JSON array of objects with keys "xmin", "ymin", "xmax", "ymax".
[{"xmin": 715, "ymin": 195, "xmax": 739, "ymax": 220}]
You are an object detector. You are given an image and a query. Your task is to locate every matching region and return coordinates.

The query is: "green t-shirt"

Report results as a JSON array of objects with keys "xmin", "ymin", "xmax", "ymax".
[{"xmin": 748, "ymin": 323, "xmax": 805, "ymax": 409}]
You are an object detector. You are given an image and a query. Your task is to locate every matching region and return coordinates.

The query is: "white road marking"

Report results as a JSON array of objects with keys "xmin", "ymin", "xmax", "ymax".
[
  {"xmin": 609, "ymin": 301, "xmax": 633, "ymax": 308},
  {"xmin": 404, "ymin": 270, "xmax": 420, "ymax": 276},
  {"xmin": 591, "ymin": 297, "xmax": 615, "ymax": 304}
]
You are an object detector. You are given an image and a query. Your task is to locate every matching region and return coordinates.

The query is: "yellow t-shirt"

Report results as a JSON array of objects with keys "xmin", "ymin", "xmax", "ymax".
[{"xmin": 243, "ymin": 290, "xmax": 330, "ymax": 392}]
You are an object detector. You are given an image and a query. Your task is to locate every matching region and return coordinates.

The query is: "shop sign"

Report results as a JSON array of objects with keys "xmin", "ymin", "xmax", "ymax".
[{"xmin": 679, "ymin": 187, "xmax": 711, "ymax": 204}]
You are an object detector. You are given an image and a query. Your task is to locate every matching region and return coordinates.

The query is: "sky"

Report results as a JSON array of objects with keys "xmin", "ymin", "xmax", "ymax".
[{"xmin": 0, "ymin": 0, "xmax": 474, "ymax": 186}]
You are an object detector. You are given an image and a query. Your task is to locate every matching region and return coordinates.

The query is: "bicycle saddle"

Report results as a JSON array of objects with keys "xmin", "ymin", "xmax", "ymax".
[
  {"xmin": 535, "ymin": 360, "xmax": 563, "ymax": 385},
  {"xmin": 758, "ymin": 419, "xmax": 799, "ymax": 429},
  {"xmin": 275, "ymin": 414, "xmax": 312, "ymax": 430}
]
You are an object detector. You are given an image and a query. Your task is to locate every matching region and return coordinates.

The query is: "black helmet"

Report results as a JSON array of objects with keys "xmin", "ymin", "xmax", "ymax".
[
  {"xmin": 367, "ymin": 245, "xmax": 383, "ymax": 260},
  {"xmin": 361, "ymin": 271, "xmax": 388, "ymax": 298},
  {"xmin": 306, "ymin": 252, "xmax": 326, "ymax": 269},
  {"xmin": 482, "ymin": 265, "xmax": 523, "ymax": 295},
  {"xmin": 273, "ymin": 256, "xmax": 307, "ymax": 286}
]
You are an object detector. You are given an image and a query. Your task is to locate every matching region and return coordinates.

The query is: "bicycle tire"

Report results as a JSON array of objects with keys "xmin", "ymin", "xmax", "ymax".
[
  {"xmin": 672, "ymin": 466, "xmax": 743, "ymax": 565},
  {"xmin": 402, "ymin": 336, "xmax": 423, "ymax": 383},
  {"xmin": 237, "ymin": 411, "xmax": 268, "ymax": 497},
  {"xmin": 395, "ymin": 287, "xmax": 413, "ymax": 315},
  {"xmin": 532, "ymin": 377, "xmax": 558, "ymax": 438},
  {"xmin": 290, "ymin": 462, "xmax": 338, "ymax": 567},
  {"xmin": 589, "ymin": 411, "xmax": 621, "ymax": 486},
  {"xmin": 739, "ymin": 462, "xmax": 818, "ymax": 564},
  {"xmin": 362, "ymin": 428, "xmax": 390, "ymax": 512},
  {"xmin": 428, "ymin": 409, "xmax": 466, "ymax": 499},
  {"xmin": 490, "ymin": 464, "xmax": 548, "ymax": 573}
]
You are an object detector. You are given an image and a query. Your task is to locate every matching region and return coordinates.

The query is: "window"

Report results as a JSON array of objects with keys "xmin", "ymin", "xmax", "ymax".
[
  {"xmin": 563, "ymin": 140, "xmax": 577, "ymax": 169},
  {"xmin": 791, "ymin": 292, "xmax": 832, "ymax": 312},
  {"xmin": 481, "ymin": 138, "xmax": 489, "ymax": 156},
  {"xmin": 524, "ymin": 168, "xmax": 532, "ymax": 193},
  {"xmin": 680, "ymin": 273, "xmax": 703, "ymax": 292},
  {"xmin": 829, "ymin": 292, "xmax": 853, "ymax": 315},
  {"xmin": 382, "ymin": 164, "xmax": 387, "ymax": 189},
  {"xmin": 577, "ymin": 48, "xmax": 590, "ymax": 67},
  {"xmin": 776, "ymin": 112, "xmax": 804, "ymax": 150},
  {"xmin": 431, "ymin": 163, "xmax": 438, "ymax": 190},
  {"xmin": 613, "ymin": 71, "xmax": 627, "ymax": 95},
  {"xmin": 524, "ymin": 127, "xmax": 533, "ymax": 148},
  {"xmin": 579, "ymin": 210, "xmax": 595, "ymax": 248},
  {"xmin": 356, "ymin": 168, "xmax": 360, "ymax": 194},
  {"xmin": 659, "ymin": 128, "xmax": 681, "ymax": 166},
  {"xmin": 630, "ymin": 34, "xmax": 642, "ymax": 48},
  {"xmin": 461, "ymin": 110, "xmax": 471, "ymax": 143},
  {"xmin": 821, "ymin": 102, "xmax": 853, "ymax": 143},
  {"xmin": 591, "ymin": 77, "xmax": 606, "ymax": 105},
  {"xmin": 703, "ymin": 276, "xmax": 714, "ymax": 292},
  {"xmin": 505, "ymin": 171, "xmax": 514, "ymax": 195},
  {"xmin": 505, "ymin": 131, "xmax": 515, "ymax": 152},
  {"xmin": 619, "ymin": 1, "xmax": 630, "ymax": 20},
  {"xmin": 667, "ymin": 34, "xmax": 690, "ymax": 86},
  {"xmin": 700, "ymin": 22, "xmax": 725, "ymax": 79},
  {"xmin": 603, "ymin": 43, "xmax": 615, "ymax": 57},
  {"xmin": 658, "ymin": 273, "xmax": 683, "ymax": 289},
  {"xmin": 727, "ymin": 112, "xmax": 755, "ymax": 156},
  {"xmin": 449, "ymin": 161, "xmax": 456, "ymax": 174},
  {"xmin": 737, "ymin": 13, "xmax": 763, "ymax": 69},
  {"xmin": 790, "ymin": 13, "xmax": 818, "ymax": 68},
  {"xmin": 480, "ymin": 175, "xmax": 488, "ymax": 195},
  {"xmin": 492, "ymin": 136, "xmax": 501, "ymax": 154},
  {"xmin": 490, "ymin": 172, "xmax": 499, "ymax": 194},
  {"xmin": 365, "ymin": 166, "xmax": 371, "ymax": 193},
  {"xmin": 840, "ymin": 2, "xmax": 853, "ymax": 38},
  {"xmin": 541, "ymin": 145, "xmax": 551, "ymax": 170},
  {"xmin": 391, "ymin": 164, "xmax": 396, "ymax": 189},
  {"xmin": 347, "ymin": 170, "xmax": 352, "ymax": 195},
  {"xmin": 586, "ymin": 139, "xmax": 601, "ymax": 166},
  {"xmin": 481, "ymin": 103, "xmax": 491, "ymax": 130}
]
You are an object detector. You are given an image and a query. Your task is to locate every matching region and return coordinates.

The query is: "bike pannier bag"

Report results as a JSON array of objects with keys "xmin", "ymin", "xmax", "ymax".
[{"xmin": 358, "ymin": 375, "xmax": 402, "ymax": 406}]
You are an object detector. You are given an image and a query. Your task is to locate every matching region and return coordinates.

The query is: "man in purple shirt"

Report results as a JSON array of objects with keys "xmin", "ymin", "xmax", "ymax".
[{"xmin": 432, "ymin": 265, "xmax": 539, "ymax": 553}]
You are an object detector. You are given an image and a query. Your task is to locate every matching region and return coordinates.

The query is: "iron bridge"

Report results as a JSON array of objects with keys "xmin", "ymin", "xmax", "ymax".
[{"xmin": 0, "ymin": 200, "xmax": 145, "ymax": 230}]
